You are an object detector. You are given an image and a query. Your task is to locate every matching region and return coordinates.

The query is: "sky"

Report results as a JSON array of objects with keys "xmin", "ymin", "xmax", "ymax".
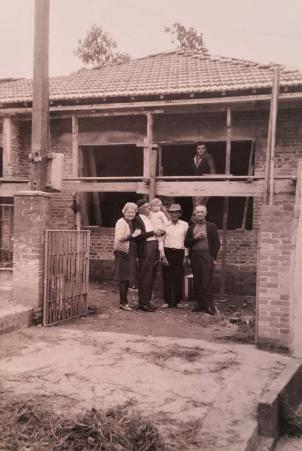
[{"xmin": 1, "ymin": 0, "xmax": 302, "ymax": 79}]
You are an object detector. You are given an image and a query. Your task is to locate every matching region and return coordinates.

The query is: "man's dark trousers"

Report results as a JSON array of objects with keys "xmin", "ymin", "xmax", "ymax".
[
  {"xmin": 190, "ymin": 250, "xmax": 214, "ymax": 310},
  {"xmin": 138, "ymin": 241, "xmax": 159, "ymax": 306},
  {"xmin": 162, "ymin": 248, "xmax": 184, "ymax": 307}
]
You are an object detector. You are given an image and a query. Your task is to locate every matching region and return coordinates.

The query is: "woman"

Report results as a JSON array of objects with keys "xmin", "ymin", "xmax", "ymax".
[{"xmin": 114, "ymin": 202, "xmax": 141, "ymax": 311}]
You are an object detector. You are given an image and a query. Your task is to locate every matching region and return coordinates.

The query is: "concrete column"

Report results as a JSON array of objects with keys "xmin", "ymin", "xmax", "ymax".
[{"xmin": 13, "ymin": 191, "xmax": 51, "ymax": 311}]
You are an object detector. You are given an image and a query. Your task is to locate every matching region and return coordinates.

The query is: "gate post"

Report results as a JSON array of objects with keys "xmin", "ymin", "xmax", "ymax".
[{"xmin": 12, "ymin": 191, "xmax": 51, "ymax": 313}]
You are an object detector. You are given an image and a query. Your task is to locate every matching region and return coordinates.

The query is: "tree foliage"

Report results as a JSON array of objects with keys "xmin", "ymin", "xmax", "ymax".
[
  {"xmin": 164, "ymin": 23, "xmax": 207, "ymax": 52},
  {"xmin": 75, "ymin": 24, "xmax": 131, "ymax": 68}
]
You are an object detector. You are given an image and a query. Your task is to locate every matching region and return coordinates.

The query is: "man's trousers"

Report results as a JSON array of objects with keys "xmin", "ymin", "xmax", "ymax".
[
  {"xmin": 162, "ymin": 248, "xmax": 184, "ymax": 307},
  {"xmin": 138, "ymin": 241, "xmax": 159, "ymax": 306},
  {"xmin": 190, "ymin": 250, "xmax": 214, "ymax": 310}
]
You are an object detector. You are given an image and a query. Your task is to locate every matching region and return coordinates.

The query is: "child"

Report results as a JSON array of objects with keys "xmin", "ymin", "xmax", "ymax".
[{"xmin": 149, "ymin": 198, "xmax": 169, "ymax": 260}]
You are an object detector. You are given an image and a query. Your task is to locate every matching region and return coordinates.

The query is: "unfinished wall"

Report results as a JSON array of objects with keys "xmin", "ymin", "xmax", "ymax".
[
  {"xmin": 59, "ymin": 107, "xmax": 301, "ymax": 295},
  {"xmin": 256, "ymin": 205, "xmax": 295, "ymax": 350},
  {"xmin": 6, "ymin": 107, "xmax": 302, "ymax": 297},
  {"xmin": 256, "ymin": 160, "xmax": 302, "ymax": 353},
  {"xmin": 77, "ymin": 110, "xmax": 266, "ymax": 292}
]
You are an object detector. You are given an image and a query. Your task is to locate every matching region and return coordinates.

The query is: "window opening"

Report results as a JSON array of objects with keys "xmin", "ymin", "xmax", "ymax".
[
  {"xmin": 161, "ymin": 141, "xmax": 254, "ymax": 230},
  {"xmin": 82, "ymin": 145, "xmax": 143, "ymax": 227}
]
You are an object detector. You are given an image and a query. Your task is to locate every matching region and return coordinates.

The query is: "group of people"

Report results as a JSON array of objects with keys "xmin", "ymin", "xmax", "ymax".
[{"xmin": 114, "ymin": 196, "xmax": 220, "ymax": 315}]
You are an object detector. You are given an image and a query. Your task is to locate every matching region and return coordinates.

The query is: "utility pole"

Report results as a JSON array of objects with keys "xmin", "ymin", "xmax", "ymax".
[{"xmin": 30, "ymin": 0, "xmax": 50, "ymax": 191}]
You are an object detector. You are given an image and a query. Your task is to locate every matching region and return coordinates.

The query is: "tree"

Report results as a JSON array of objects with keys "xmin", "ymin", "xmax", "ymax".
[
  {"xmin": 164, "ymin": 23, "xmax": 207, "ymax": 52},
  {"xmin": 75, "ymin": 24, "xmax": 131, "ymax": 68}
]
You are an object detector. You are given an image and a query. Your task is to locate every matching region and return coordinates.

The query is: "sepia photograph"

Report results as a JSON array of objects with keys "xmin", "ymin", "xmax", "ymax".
[{"xmin": 0, "ymin": 1, "xmax": 302, "ymax": 449}]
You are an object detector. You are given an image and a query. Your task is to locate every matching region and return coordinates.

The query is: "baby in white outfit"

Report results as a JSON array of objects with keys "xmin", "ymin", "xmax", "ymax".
[{"xmin": 149, "ymin": 198, "xmax": 169, "ymax": 259}]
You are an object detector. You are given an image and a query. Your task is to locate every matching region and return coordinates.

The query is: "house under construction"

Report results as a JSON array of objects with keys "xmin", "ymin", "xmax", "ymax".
[{"xmin": 1, "ymin": 49, "xmax": 302, "ymax": 352}]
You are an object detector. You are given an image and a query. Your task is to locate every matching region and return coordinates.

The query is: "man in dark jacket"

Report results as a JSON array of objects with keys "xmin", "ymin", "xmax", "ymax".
[
  {"xmin": 134, "ymin": 199, "xmax": 165, "ymax": 312},
  {"xmin": 184, "ymin": 204, "xmax": 220, "ymax": 315},
  {"xmin": 192, "ymin": 142, "xmax": 216, "ymax": 206}
]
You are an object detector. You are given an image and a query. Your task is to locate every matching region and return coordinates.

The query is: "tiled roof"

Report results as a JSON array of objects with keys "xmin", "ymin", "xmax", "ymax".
[{"xmin": 1, "ymin": 50, "xmax": 302, "ymax": 105}]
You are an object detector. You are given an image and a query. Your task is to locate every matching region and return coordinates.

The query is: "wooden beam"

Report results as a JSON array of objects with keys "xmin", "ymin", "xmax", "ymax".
[
  {"xmin": 265, "ymin": 67, "xmax": 281, "ymax": 205},
  {"xmin": 71, "ymin": 115, "xmax": 81, "ymax": 229},
  {"xmin": 62, "ymin": 178, "xmax": 295, "ymax": 196},
  {"xmin": 137, "ymin": 180, "xmax": 265, "ymax": 197},
  {"xmin": 220, "ymin": 108, "xmax": 232, "ymax": 298},
  {"xmin": 71, "ymin": 115, "xmax": 79, "ymax": 177},
  {"xmin": 225, "ymin": 108, "xmax": 232, "ymax": 175},
  {"xmin": 87, "ymin": 149, "xmax": 102, "ymax": 226},
  {"xmin": 30, "ymin": 0, "xmax": 49, "ymax": 191},
  {"xmin": 3, "ymin": 91, "xmax": 302, "ymax": 119},
  {"xmin": 63, "ymin": 181, "xmax": 139, "ymax": 193},
  {"xmin": 78, "ymin": 146, "xmax": 89, "ymax": 226},
  {"xmin": 3, "ymin": 117, "xmax": 12, "ymax": 176},
  {"xmin": 54, "ymin": 109, "xmax": 164, "ymax": 119},
  {"xmin": 269, "ymin": 67, "xmax": 281, "ymax": 205},
  {"xmin": 241, "ymin": 139, "xmax": 255, "ymax": 229},
  {"xmin": 158, "ymin": 145, "xmax": 163, "ymax": 176},
  {"xmin": 0, "ymin": 181, "xmax": 30, "ymax": 196},
  {"xmin": 144, "ymin": 112, "xmax": 157, "ymax": 200},
  {"xmin": 79, "ymin": 134, "xmax": 144, "ymax": 147}
]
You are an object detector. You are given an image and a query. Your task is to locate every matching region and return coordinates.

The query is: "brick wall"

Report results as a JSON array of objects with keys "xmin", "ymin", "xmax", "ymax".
[
  {"xmin": 256, "ymin": 205, "xmax": 295, "ymax": 350},
  {"xmin": 50, "ymin": 108, "xmax": 302, "ymax": 295},
  {"xmin": 3, "ymin": 107, "xmax": 302, "ymax": 297},
  {"xmin": 49, "ymin": 193, "xmax": 74, "ymax": 229},
  {"xmin": 13, "ymin": 192, "xmax": 51, "ymax": 310}
]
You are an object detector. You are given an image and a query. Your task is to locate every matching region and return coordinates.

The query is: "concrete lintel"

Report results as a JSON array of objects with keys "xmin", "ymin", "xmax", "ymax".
[{"xmin": 15, "ymin": 190, "xmax": 51, "ymax": 197}]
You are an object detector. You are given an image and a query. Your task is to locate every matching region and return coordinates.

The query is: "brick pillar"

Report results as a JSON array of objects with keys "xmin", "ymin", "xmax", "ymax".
[
  {"xmin": 256, "ymin": 205, "xmax": 295, "ymax": 351},
  {"xmin": 291, "ymin": 163, "xmax": 302, "ymax": 357},
  {"xmin": 13, "ymin": 191, "xmax": 51, "ymax": 311}
]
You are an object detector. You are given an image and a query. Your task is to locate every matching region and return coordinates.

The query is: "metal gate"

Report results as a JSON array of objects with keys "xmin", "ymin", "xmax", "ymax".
[{"xmin": 43, "ymin": 230, "xmax": 90, "ymax": 326}]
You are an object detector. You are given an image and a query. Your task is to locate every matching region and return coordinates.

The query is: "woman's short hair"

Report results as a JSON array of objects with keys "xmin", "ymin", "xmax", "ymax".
[{"xmin": 122, "ymin": 202, "xmax": 138, "ymax": 216}]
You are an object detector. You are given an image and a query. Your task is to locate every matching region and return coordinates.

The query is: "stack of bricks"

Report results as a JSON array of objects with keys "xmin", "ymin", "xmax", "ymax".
[{"xmin": 256, "ymin": 204, "xmax": 295, "ymax": 350}]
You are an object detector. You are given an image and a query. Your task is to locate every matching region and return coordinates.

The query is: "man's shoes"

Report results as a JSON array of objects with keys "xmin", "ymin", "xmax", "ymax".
[
  {"xmin": 138, "ymin": 304, "xmax": 154, "ymax": 312},
  {"xmin": 146, "ymin": 302, "xmax": 157, "ymax": 311},
  {"xmin": 176, "ymin": 303, "xmax": 185, "ymax": 309},
  {"xmin": 205, "ymin": 306, "xmax": 217, "ymax": 316},
  {"xmin": 161, "ymin": 303, "xmax": 170, "ymax": 309},
  {"xmin": 120, "ymin": 304, "xmax": 133, "ymax": 311}
]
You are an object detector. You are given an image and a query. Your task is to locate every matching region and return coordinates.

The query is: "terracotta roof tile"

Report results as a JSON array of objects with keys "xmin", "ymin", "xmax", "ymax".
[{"xmin": 0, "ymin": 50, "xmax": 302, "ymax": 105}]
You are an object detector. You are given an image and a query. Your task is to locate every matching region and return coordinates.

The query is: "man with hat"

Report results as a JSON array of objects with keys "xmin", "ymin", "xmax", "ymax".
[
  {"xmin": 161, "ymin": 203, "xmax": 189, "ymax": 308},
  {"xmin": 134, "ymin": 199, "xmax": 165, "ymax": 312}
]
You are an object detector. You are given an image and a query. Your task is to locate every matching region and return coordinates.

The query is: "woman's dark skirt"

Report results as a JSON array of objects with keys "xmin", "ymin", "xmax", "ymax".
[{"xmin": 114, "ymin": 241, "xmax": 137, "ymax": 286}]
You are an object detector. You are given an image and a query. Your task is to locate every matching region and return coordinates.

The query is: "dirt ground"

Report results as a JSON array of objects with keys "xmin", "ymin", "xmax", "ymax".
[
  {"xmin": 62, "ymin": 281, "xmax": 256, "ymax": 345},
  {"xmin": 0, "ymin": 326, "xmax": 291, "ymax": 451},
  {"xmin": 0, "ymin": 282, "xmax": 273, "ymax": 450}
]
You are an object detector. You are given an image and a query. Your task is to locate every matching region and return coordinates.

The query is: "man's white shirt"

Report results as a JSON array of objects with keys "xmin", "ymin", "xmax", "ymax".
[{"xmin": 164, "ymin": 220, "xmax": 189, "ymax": 253}]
